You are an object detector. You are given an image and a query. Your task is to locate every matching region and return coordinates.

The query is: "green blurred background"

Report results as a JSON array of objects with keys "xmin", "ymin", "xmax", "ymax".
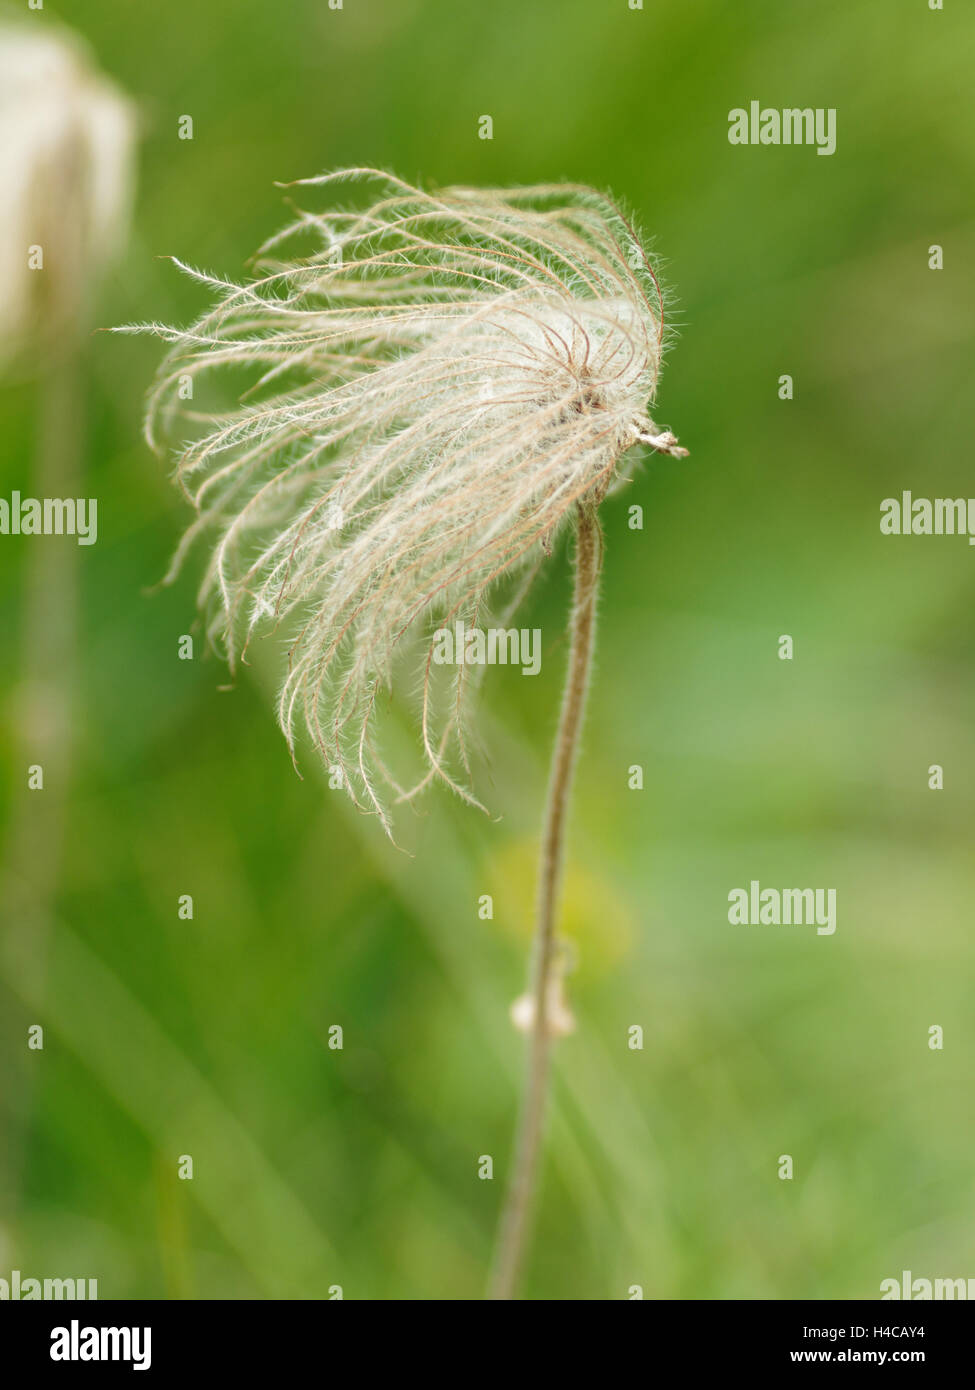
[{"xmin": 1, "ymin": 0, "xmax": 973, "ymax": 1300}]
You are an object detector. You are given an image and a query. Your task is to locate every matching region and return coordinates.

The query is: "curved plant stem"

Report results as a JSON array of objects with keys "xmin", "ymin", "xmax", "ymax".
[{"xmin": 488, "ymin": 502, "xmax": 604, "ymax": 1300}]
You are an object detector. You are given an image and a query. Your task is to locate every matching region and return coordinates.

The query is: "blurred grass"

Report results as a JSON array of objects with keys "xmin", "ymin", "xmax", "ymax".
[{"xmin": 1, "ymin": 0, "xmax": 974, "ymax": 1298}]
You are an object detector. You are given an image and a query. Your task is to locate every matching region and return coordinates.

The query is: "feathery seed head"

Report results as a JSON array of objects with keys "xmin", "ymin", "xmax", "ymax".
[
  {"xmin": 129, "ymin": 169, "xmax": 685, "ymax": 833},
  {"xmin": 0, "ymin": 21, "xmax": 134, "ymax": 364}
]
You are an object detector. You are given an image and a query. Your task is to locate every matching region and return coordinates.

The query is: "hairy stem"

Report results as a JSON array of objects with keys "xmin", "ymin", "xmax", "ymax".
[{"xmin": 488, "ymin": 502, "xmax": 603, "ymax": 1300}]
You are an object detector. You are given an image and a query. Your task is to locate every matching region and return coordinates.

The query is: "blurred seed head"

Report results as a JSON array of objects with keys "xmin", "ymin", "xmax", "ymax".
[
  {"xmin": 0, "ymin": 20, "xmax": 135, "ymax": 365},
  {"xmin": 127, "ymin": 169, "xmax": 685, "ymax": 833}
]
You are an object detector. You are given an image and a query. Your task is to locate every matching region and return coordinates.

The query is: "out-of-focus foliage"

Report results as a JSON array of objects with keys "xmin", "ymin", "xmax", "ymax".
[{"xmin": 1, "ymin": 0, "xmax": 972, "ymax": 1299}]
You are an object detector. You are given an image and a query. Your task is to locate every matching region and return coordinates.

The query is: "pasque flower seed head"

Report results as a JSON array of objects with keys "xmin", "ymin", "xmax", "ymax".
[
  {"xmin": 0, "ymin": 21, "xmax": 134, "ymax": 364},
  {"xmin": 125, "ymin": 169, "xmax": 686, "ymax": 833}
]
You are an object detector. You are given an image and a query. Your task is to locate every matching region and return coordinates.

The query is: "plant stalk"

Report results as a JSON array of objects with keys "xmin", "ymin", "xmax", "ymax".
[
  {"xmin": 0, "ymin": 347, "xmax": 83, "ymax": 1221},
  {"xmin": 488, "ymin": 502, "xmax": 603, "ymax": 1300}
]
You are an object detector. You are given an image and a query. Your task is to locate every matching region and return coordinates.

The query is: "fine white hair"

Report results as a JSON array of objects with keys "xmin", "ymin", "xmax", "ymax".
[{"xmin": 125, "ymin": 169, "xmax": 684, "ymax": 833}]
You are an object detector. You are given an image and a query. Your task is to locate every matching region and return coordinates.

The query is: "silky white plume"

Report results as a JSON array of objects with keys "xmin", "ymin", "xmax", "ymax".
[{"xmin": 126, "ymin": 169, "xmax": 685, "ymax": 832}]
